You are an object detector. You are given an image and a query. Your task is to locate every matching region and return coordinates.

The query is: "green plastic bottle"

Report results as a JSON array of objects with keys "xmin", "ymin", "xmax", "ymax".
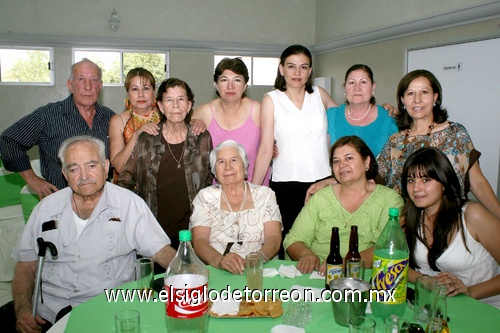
[{"xmin": 371, "ymin": 208, "xmax": 409, "ymax": 319}]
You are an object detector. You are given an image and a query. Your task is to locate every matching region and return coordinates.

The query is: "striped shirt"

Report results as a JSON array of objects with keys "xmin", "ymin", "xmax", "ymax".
[{"xmin": 0, "ymin": 95, "xmax": 115, "ymax": 189}]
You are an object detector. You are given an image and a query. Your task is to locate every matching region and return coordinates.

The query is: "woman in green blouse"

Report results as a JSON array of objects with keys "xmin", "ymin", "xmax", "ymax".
[{"xmin": 284, "ymin": 136, "xmax": 402, "ymax": 274}]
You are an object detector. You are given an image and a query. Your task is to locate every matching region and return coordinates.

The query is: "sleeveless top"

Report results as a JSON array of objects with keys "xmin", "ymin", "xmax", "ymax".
[
  {"xmin": 268, "ymin": 87, "xmax": 330, "ymax": 182},
  {"xmin": 207, "ymin": 101, "xmax": 271, "ymax": 186},
  {"xmin": 414, "ymin": 202, "xmax": 500, "ymax": 308}
]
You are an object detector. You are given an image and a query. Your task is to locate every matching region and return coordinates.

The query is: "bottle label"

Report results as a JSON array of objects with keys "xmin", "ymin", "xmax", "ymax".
[
  {"xmin": 165, "ymin": 275, "xmax": 208, "ymax": 319},
  {"xmin": 371, "ymin": 257, "xmax": 408, "ymax": 304},
  {"xmin": 326, "ymin": 264, "xmax": 343, "ymax": 286}
]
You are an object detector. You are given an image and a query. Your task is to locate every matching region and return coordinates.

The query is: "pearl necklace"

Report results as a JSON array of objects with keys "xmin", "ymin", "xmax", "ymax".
[
  {"xmin": 221, "ymin": 182, "xmax": 248, "ymax": 224},
  {"xmin": 347, "ymin": 104, "xmax": 371, "ymax": 121}
]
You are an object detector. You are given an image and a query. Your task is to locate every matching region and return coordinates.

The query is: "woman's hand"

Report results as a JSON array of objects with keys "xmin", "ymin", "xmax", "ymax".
[
  {"xmin": 382, "ymin": 103, "xmax": 398, "ymax": 117},
  {"xmin": 436, "ymin": 272, "xmax": 471, "ymax": 297},
  {"xmin": 305, "ymin": 178, "xmax": 336, "ymax": 204},
  {"xmin": 219, "ymin": 252, "xmax": 245, "ymax": 275},
  {"xmin": 136, "ymin": 122, "xmax": 159, "ymax": 136},
  {"xmin": 318, "ymin": 260, "xmax": 326, "ymax": 276},
  {"xmin": 189, "ymin": 118, "xmax": 207, "ymax": 135},
  {"xmin": 297, "ymin": 252, "xmax": 320, "ymax": 274}
]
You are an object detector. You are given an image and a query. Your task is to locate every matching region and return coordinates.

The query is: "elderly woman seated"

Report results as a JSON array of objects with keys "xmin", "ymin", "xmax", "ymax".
[
  {"xmin": 283, "ymin": 136, "xmax": 403, "ymax": 274},
  {"xmin": 190, "ymin": 140, "xmax": 282, "ymax": 275}
]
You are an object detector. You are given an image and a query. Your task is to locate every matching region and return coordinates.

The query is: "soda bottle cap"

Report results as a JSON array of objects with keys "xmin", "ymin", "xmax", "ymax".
[
  {"xmin": 389, "ymin": 208, "xmax": 399, "ymax": 217},
  {"xmin": 178, "ymin": 230, "xmax": 191, "ymax": 241}
]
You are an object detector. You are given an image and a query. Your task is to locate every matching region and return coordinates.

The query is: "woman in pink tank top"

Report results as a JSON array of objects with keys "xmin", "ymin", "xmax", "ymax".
[{"xmin": 192, "ymin": 58, "xmax": 271, "ymax": 185}]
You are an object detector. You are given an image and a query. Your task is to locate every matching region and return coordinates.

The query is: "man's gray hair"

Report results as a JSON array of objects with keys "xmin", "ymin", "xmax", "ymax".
[
  {"xmin": 58, "ymin": 136, "xmax": 106, "ymax": 169},
  {"xmin": 69, "ymin": 58, "xmax": 103, "ymax": 81},
  {"xmin": 209, "ymin": 139, "xmax": 249, "ymax": 176}
]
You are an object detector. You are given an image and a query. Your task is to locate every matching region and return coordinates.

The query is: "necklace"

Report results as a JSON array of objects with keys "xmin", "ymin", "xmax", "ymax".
[
  {"xmin": 72, "ymin": 194, "xmax": 81, "ymax": 218},
  {"xmin": 221, "ymin": 182, "xmax": 248, "ymax": 225},
  {"xmin": 420, "ymin": 211, "xmax": 433, "ymax": 248},
  {"xmin": 402, "ymin": 123, "xmax": 434, "ymax": 152},
  {"xmin": 166, "ymin": 140, "xmax": 185, "ymax": 168},
  {"xmin": 347, "ymin": 104, "xmax": 371, "ymax": 121},
  {"xmin": 338, "ymin": 184, "xmax": 370, "ymax": 228}
]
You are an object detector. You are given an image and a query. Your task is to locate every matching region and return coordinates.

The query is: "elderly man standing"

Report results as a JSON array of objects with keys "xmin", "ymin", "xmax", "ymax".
[
  {"xmin": 5, "ymin": 136, "xmax": 176, "ymax": 333},
  {"xmin": 0, "ymin": 59, "xmax": 115, "ymax": 199}
]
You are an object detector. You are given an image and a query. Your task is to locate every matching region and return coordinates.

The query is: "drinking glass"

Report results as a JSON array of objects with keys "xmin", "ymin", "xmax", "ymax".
[
  {"xmin": 384, "ymin": 314, "xmax": 410, "ymax": 333},
  {"xmin": 115, "ymin": 309, "xmax": 140, "ymax": 333},
  {"xmin": 414, "ymin": 275, "xmax": 437, "ymax": 325},
  {"xmin": 135, "ymin": 257, "xmax": 154, "ymax": 297},
  {"xmin": 246, "ymin": 252, "xmax": 264, "ymax": 291},
  {"xmin": 349, "ymin": 315, "xmax": 376, "ymax": 333},
  {"xmin": 282, "ymin": 300, "xmax": 312, "ymax": 328}
]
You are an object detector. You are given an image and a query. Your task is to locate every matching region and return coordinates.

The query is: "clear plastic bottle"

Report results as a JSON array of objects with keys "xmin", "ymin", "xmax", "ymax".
[
  {"xmin": 164, "ymin": 230, "xmax": 209, "ymax": 333},
  {"xmin": 371, "ymin": 208, "xmax": 409, "ymax": 319}
]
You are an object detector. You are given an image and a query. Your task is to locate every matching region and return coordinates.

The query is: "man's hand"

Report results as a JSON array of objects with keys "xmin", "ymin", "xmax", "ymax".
[
  {"xmin": 20, "ymin": 170, "xmax": 58, "ymax": 200},
  {"xmin": 15, "ymin": 307, "xmax": 46, "ymax": 333}
]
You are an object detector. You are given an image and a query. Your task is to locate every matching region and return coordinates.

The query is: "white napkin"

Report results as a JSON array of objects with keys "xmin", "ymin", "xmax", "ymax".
[
  {"xmin": 309, "ymin": 270, "xmax": 324, "ymax": 280},
  {"xmin": 270, "ymin": 324, "xmax": 305, "ymax": 333},
  {"xmin": 210, "ymin": 297, "xmax": 241, "ymax": 316},
  {"xmin": 278, "ymin": 264, "xmax": 303, "ymax": 278},
  {"xmin": 263, "ymin": 268, "xmax": 279, "ymax": 277},
  {"xmin": 290, "ymin": 285, "xmax": 326, "ymax": 302}
]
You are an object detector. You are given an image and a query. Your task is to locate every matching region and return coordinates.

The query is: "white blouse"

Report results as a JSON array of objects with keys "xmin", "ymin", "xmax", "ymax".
[
  {"xmin": 189, "ymin": 183, "xmax": 282, "ymax": 258},
  {"xmin": 268, "ymin": 87, "xmax": 331, "ymax": 182}
]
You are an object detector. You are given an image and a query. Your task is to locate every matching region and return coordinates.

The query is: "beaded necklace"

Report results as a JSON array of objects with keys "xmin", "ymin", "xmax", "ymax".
[{"xmin": 402, "ymin": 123, "xmax": 434, "ymax": 153}]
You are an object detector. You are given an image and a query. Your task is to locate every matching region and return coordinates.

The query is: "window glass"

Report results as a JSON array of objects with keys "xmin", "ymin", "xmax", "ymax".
[
  {"xmin": 0, "ymin": 48, "xmax": 52, "ymax": 84},
  {"xmin": 74, "ymin": 50, "xmax": 167, "ymax": 86},
  {"xmin": 252, "ymin": 57, "xmax": 279, "ymax": 86}
]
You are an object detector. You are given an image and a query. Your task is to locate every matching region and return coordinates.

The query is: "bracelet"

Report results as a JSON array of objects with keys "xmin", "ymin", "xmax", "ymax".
[{"xmin": 258, "ymin": 251, "xmax": 268, "ymax": 263}]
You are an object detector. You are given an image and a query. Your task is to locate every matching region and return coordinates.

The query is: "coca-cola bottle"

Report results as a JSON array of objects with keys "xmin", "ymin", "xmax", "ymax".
[
  {"xmin": 344, "ymin": 225, "xmax": 361, "ymax": 276},
  {"xmin": 325, "ymin": 227, "xmax": 343, "ymax": 289},
  {"xmin": 165, "ymin": 230, "xmax": 209, "ymax": 333}
]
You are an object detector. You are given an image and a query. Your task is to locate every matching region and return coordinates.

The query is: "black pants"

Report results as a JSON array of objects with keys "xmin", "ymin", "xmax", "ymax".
[
  {"xmin": 270, "ymin": 180, "xmax": 319, "ymax": 259},
  {"xmin": 0, "ymin": 301, "xmax": 71, "ymax": 333}
]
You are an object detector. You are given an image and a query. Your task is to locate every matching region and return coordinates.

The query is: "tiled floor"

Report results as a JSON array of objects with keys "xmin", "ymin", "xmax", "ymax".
[{"xmin": 0, "ymin": 281, "xmax": 13, "ymax": 307}]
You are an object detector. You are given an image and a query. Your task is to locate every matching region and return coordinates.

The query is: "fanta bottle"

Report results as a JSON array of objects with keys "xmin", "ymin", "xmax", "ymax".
[
  {"xmin": 371, "ymin": 208, "xmax": 409, "ymax": 319},
  {"xmin": 165, "ymin": 230, "xmax": 209, "ymax": 332}
]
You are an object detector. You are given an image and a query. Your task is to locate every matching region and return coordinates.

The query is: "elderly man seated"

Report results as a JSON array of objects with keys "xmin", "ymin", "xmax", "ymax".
[{"xmin": 2, "ymin": 136, "xmax": 176, "ymax": 333}]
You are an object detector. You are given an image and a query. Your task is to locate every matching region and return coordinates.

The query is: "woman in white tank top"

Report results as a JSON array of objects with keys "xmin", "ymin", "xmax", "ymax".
[
  {"xmin": 401, "ymin": 147, "xmax": 500, "ymax": 308},
  {"xmin": 252, "ymin": 44, "xmax": 338, "ymax": 258}
]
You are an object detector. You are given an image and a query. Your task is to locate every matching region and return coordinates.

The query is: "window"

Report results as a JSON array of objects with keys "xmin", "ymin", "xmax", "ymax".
[
  {"xmin": 214, "ymin": 55, "xmax": 279, "ymax": 86},
  {"xmin": 74, "ymin": 49, "xmax": 168, "ymax": 86},
  {"xmin": 0, "ymin": 47, "xmax": 53, "ymax": 85}
]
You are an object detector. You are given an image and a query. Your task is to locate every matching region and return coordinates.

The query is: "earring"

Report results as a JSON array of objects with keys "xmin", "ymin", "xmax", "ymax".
[
  {"xmin": 343, "ymin": 92, "xmax": 346, "ymax": 96},
  {"xmin": 403, "ymin": 105, "xmax": 406, "ymax": 109},
  {"xmin": 372, "ymin": 91, "xmax": 375, "ymax": 95},
  {"xmin": 124, "ymin": 97, "xmax": 132, "ymax": 109},
  {"xmin": 151, "ymin": 98, "xmax": 157, "ymax": 108},
  {"xmin": 433, "ymin": 103, "xmax": 436, "ymax": 106}
]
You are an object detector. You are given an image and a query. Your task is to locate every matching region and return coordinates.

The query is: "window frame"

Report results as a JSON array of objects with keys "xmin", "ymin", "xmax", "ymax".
[{"xmin": 0, "ymin": 46, "xmax": 54, "ymax": 86}]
